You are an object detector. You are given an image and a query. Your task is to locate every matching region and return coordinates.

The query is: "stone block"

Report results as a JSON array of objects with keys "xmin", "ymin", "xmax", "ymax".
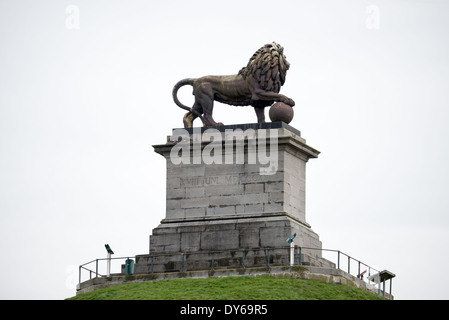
[
  {"xmin": 167, "ymin": 177, "xmax": 181, "ymax": 189},
  {"xmin": 185, "ymin": 207, "xmax": 206, "ymax": 218},
  {"xmin": 165, "ymin": 208, "xmax": 185, "ymax": 220},
  {"xmin": 168, "ymin": 165, "xmax": 205, "ymax": 178},
  {"xmin": 167, "ymin": 188, "xmax": 185, "ymax": 199},
  {"xmin": 181, "ymin": 232, "xmax": 201, "ymax": 252},
  {"xmin": 204, "ymin": 164, "xmax": 245, "ymax": 175},
  {"xmin": 200, "ymin": 230, "xmax": 240, "ymax": 251},
  {"xmin": 263, "ymin": 202, "xmax": 284, "ymax": 213},
  {"xmin": 269, "ymin": 191, "xmax": 284, "ymax": 203},
  {"xmin": 241, "ymin": 193, "xmax": 268, "ymax": 205},
  {"xmin": 185, "ymin": 187, "xmax": 205, "ymax": 198},
  {"xmin": 180, "ymin": 197, "xmax": 209, "ymax": 209},
  {"xmin": 209, "ymin": 195, "xmax": 241, "ymax": 206},
  {"xmin": 213, "ymin": 205, "xmax": 236, "ymax": 216},
  {"xmin": 244, "ymin": 183, "xmax": 265, "ymax": 194},
  {"xmin": 243, "ymin": 204, "xmax": 264, "ymax": 214},
  {"xmin": 166, "ymin": 199, "xmax": 181, "ymax": 210},
  {"xmin": 205, "ymin": 184, "xmax": 244, "ymax": 197},
  {"xmin": 238, "ymin": 229, "xmax": 260, "ymax": 248},
  {"xmin": 149, "ymin": 232, "xmax": 181, "ymax": 253},
  {"xmin": 265, "ymin": 181, "xmax": 283, "ymax": 192},
  {"xmin": 259, "ymin": 225, "xmax": 290, "ymax": 247}
]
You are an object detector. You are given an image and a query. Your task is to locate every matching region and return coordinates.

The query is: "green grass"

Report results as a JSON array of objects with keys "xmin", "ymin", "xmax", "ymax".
[{"xmin": 67, "ymin": 276, "xmax": 385, "ymax": 300}]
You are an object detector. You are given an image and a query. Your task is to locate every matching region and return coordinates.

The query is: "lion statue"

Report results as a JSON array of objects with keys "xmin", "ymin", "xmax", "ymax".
[{"xmin": 172, "ymin": 42, "xmax": 294, "ymax": 128}]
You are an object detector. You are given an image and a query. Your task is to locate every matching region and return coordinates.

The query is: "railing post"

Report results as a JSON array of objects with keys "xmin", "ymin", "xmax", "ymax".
[
  {"xmin": 337, "ymin": 251, "xmax": 340, "ymax": 269},
  {"xmin": 267, "ymin": 249, "xmax": 270, "ymax": 267},
  {"xmin": 95, "ymin": 259, "xmax": 98, "ymax": 277},
  {"xmin": 378, "ymin": 278, "xmax": 381, "ymax": 295},
  {"xmin": 290, "ymin": 241, "xmax": 295, "ymax": 266},
  {"xmin": 298, "ymin": 246, "xmax": 302, "ymax": 265},
  {"xmin": 358, "ymin": 261, "xmax": 361, "ymax": 278},
  {"xmin": 181, "ymin": 253, "xmax": 185, "ymax": 272},
  {"xmin": 107, "ymin": 253, "xmax": 111, "ymax": 277},
  {"xmin": 390, "ymin": 278, "xmax": 393, "ymax": 296},
  {"xmin": 348, "ymin": 256, "xmax": 350, "ymax": 274},
  {"xmin": 79, "ymin": 266, "xmax": 81, "ymax": 285}
]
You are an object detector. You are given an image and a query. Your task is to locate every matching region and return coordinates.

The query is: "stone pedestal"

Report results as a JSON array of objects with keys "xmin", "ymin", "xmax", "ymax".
[{"xmin": 133, "ymin": 122, "xmax": 332, "ymax": 273}]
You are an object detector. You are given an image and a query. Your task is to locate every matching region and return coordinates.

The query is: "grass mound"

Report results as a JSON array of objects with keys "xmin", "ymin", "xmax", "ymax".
[{"xmin": 68, "ymin": 275, "xmax": 384, "ymax": 300}]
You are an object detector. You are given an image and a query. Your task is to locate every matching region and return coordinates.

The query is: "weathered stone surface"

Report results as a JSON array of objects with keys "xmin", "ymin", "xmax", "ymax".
[
  {"xmin": 156, "ymin": 124, "xmax": 318, "ymax": 224},
  {"xmin": 137, "ymin": 124, "xmax": 326, "ymax": 273}
]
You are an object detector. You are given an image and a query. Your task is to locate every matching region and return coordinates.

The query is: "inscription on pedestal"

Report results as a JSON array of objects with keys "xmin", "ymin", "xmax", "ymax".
[{"xmin": 180, "ymin": 174, "xmax": 266, "ymax": 187}]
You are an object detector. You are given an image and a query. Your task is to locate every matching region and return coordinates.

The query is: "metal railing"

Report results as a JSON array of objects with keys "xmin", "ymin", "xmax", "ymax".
[
  {"xmin": 78, "ymin": 256, "xmax": 135, "ymax": 284},
  {"xmin": 301, "ymin": 247, "xmax": 380, "ymax": 281},
  {"xmin": 79, "ymin": 245, "xmax": 382, "ymax": 288}
]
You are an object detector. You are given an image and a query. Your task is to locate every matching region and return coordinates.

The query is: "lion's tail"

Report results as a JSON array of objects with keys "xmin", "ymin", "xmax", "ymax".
[{"xmin": 172, "ymin": 78, "xmax": 195, "ymax": 112}]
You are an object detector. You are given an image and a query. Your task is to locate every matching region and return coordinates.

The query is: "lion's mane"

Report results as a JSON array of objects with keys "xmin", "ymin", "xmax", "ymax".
[{"xmin": 238, "ymin": 42, "xmax": 290, "ymax": 94}]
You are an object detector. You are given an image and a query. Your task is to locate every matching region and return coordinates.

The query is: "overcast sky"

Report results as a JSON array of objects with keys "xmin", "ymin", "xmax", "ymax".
[{"xmin": 1, "ymin": 0, "xmax": 449, "ymax": 300}]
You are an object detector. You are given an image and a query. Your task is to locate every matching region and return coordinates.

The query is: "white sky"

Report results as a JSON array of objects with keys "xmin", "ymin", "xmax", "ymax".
[{"xmin": 1, "ymin": 0, "xmax": 448, "ymax": 300}]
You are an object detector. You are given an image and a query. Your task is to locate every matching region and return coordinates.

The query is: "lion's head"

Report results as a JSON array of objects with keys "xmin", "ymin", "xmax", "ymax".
[{"xmin": 238, "ymin": 42, "xmax": 290, "ymax": 93}]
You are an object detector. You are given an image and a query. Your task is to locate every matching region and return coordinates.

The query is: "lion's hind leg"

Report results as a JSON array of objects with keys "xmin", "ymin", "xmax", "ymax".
[
  {"xmin": 192, "ymin": 82, "xmax": 224, "ymax": 127},
  {"xmin": 183, "ymin": 111, "xmax": 195, "ymax": 128},
  {"xmin": 197, "ymin": 95, "xmax": 224, "ymax": 127},
  {"xmin": 183, "ymin": 103, "xmax": 203, "ymax": 128}
]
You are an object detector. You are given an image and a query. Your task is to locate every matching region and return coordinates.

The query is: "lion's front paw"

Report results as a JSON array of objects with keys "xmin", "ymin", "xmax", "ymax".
[{"xmin": 284, "ymin": 98, "xmax": 295, "ymax": 107}]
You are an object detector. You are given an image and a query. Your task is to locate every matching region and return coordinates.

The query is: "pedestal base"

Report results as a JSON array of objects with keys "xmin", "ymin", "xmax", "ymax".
[{"xmin": 133, "ymin": 213, "xmax": 333, "ymax": 274}]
